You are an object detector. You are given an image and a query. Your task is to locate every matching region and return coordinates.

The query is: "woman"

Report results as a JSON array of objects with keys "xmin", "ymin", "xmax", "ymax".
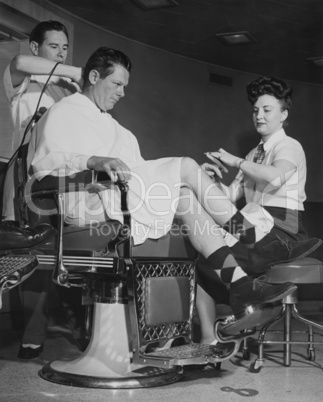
[
  {"xmin": 208, "ymin": 75, "xmax": 308, "ymax": 245},
  {"xmin": 197, "ymin": 75, "xmax": 321, "ymax": 344}
]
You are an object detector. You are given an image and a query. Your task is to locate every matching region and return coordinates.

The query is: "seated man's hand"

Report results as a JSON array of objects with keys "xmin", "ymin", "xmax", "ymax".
[{"xmin": 87, "ymin": 156, "xmax": 131, "ymax": 182}]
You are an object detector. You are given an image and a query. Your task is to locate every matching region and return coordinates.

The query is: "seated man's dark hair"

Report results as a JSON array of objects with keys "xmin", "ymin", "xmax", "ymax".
[
  {"xmin": 247, "ymin": 76, "xmax": 293, "ymax": 111},
  {"xmin": 83, "ymin": 47, "xmax": 132, "ymax": 85},
  {"xmin": 29, "ymin": 20, "xmax": 69, "ymax": 45}
]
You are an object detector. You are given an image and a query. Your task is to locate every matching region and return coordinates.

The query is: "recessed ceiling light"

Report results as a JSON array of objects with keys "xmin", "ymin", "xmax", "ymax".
[
  {"xmin": 216, "ymin": 31, "xmax": 257, "ymax": 45},
  {"xmin": 131, "ymin": 0, "xmax": 178, "ymax": 10},
  {"xmin": 307, "ymin": 57, "xmax": 323, "ymax": 67}
]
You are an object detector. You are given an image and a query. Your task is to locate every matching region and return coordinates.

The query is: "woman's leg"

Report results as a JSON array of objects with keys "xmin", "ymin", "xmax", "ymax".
[{"xmin": 176, "ymin": 187, "xmax": 296, "ymax": 318}]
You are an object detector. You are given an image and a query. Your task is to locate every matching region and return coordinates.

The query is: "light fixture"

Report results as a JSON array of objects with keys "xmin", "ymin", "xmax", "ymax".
[
  {"xmin": 307, "ymin": 57, "xmax": 323, "ymax": 67},
  {"xmin": 131, "ymin": 0, "xmax": 179, "ymax": 10},
  {"xmin": 216, "ymin": 31, "xmax": 257, "ymax": 45},
  {"xmin": 0, "ymin": 25, "xmax": 28, "ymax": 42},
  {"xmin": 0, "ymin": 3, "xmax": 38, "ymax": 38}
]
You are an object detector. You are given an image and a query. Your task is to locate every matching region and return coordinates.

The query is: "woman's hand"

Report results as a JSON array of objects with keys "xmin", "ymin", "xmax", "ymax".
[{"xmin": 208, "ymin": 148, "xmax": 242, "ymax": 168}]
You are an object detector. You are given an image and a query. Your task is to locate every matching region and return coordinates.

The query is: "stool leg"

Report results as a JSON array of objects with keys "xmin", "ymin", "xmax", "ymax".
[
  {"xmin": 291, "ymin": 304, "xmax": 321, "ymax": 361},
  {"xmin": 250, "ymin": 306, "xmax": 285, "ymax": 373},
  {"xmin": 292, "ymin": 304, "xmax": 323, "ymax": 332},
  {"xmin": 284, "ymin": 304, "xmax": 292, "ymax": 366},
  {"xmin": 307, "ymin": 323, "xmax": 315, "ymax": 361},
  {"xmin": 241, "ymin": 332, "xmax": 250, "ymax": 360}
]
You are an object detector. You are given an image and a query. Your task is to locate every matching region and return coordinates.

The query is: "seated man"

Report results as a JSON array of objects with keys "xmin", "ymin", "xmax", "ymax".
[{"xmin": 27, "ymin": 47, "xmax": 318, "ymax": 325}]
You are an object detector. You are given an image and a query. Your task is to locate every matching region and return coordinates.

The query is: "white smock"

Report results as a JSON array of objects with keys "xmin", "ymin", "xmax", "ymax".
[{"xmin": 28, "ymin": 93, "xmax": 183, "ymax": 245}]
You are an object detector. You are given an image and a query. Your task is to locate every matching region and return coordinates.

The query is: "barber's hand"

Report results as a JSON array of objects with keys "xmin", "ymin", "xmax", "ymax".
[
  {"xmin": 201, "ymin": 162, "xmax": 225, "ymax": 180},
  {"xmin": 87, "ymin": 156, "xmax": 131, "ymax": 183},
  {"xmin": 208, "ymin": 148, "xmax": 241, "ymax": 168}
]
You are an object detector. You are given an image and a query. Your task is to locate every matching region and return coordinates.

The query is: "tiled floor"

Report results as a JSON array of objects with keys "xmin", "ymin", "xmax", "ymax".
[{"xmin": 1, "ymin": 302, "xmax": 323, "ymax": 402}]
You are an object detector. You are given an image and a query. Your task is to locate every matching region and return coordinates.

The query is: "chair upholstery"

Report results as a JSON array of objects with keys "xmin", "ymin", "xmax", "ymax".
[{"xmin": 249, "ymin": 257, "xmax": 323, "ymax": 372}]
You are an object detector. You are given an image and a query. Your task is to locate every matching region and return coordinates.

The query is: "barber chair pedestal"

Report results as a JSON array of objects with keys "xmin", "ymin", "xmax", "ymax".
[{"xmin": 41, "ymin": 288, "xmax": 183, "ymax": 389}]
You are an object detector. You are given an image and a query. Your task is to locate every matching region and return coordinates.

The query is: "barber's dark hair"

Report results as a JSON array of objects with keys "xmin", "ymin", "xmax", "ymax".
[
  {"xmin": 29, "ymin": 20, "xmax": 69, "ymax": 45},
  {"xmin": 83, "ymin": 47, "xmax": 132, "ymax": 85},
  {"xmin": 246, "ymin": 76, "xmax": 293, "ymax": 112}
]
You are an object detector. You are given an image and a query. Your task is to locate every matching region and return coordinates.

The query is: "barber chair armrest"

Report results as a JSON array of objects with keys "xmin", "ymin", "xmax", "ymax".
[
  {"xmin": 28, "ymin": 170, "xmax": 114, "ymax": 197},
  {"xmin": 26, "ymin": 170, "xmax": 130, "ymax": 288}
]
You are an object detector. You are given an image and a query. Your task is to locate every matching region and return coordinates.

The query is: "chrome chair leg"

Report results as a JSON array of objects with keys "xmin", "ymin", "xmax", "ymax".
[{"xmin": 284, "ymin": 304, "xmax": 292, "ymax": 366}]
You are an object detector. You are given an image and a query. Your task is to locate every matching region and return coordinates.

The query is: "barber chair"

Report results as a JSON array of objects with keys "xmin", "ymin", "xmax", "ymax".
[
  {"xmin": 17, "ymin": 160, "xmax": 254, "ymax": 389},
  {"xmin": 245, "ymin": 258, "xmax": 323, "ymax": 373}
]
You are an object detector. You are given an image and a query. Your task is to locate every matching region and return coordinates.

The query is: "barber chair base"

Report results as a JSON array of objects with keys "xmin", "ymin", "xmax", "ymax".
[{"xmin": 40, "ymin": 302, "xmax": 183, "ymax": 389}]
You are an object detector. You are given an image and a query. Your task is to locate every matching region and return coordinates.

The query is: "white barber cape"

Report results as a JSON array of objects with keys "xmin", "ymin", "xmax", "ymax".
[{"xmin": 28, "ymin": 93, "xmax": 183, "ymax": 245}]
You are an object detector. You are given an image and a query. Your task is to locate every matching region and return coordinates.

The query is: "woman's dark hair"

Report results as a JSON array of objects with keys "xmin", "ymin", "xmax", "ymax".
[
  {"xmin": 246, "ymin": 76, "xmax": 293, "ymax": 111},
  {"xmin": 83, "ymin": 47, "xmax": 132, "ymax": 85},
  {"xmin": 29, "ymin": 20, "xmax": 69, "ymax": 45}
]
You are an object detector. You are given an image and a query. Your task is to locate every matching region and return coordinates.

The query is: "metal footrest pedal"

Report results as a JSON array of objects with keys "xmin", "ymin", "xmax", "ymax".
[
  {"xmin": 140, "ymin": 341, "xmax": 240, "ymax": 368},
  {"xmin": 215, "ymin": 303, "xmax": 284, "ymax": 339}
]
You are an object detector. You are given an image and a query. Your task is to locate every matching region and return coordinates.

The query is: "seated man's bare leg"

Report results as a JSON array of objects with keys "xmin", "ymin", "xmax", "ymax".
[
  {"xmin": 179, "ymin": 157, "xmax": 273, "ymax": 243},
  {"xmin": 196, "ymin": 285, "xmax": 218, "ymax": 344}
]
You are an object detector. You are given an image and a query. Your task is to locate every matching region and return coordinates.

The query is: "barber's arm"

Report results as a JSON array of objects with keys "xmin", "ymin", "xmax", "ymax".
[
  {"xmin": 87, "ymin": 156, "xmax": 132, "ymax": 183},
  {"xmin": 10, "ymin": 55, "xmax": 83, "ymax": 88}
]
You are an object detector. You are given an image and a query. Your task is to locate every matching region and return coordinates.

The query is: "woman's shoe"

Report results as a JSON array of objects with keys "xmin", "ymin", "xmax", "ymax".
[{"xmin": 229, "ymin": 276, "xmax": 296, "ymax": 318}]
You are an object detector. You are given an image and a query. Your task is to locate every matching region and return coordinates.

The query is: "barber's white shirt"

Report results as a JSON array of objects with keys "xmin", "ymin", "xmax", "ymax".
[
  {"xmin": 3, "ymin": 64, "xmax": 80, "ymax": 154},
  {"xmin": 2, "ymin": 64, "xmax": 80, "ymax": 221}
]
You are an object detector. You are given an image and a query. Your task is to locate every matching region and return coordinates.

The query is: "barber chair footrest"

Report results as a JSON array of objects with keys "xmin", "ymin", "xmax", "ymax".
[{"xmin": 137, "ymin": 342, "xmax": 240, "ymax": 367}]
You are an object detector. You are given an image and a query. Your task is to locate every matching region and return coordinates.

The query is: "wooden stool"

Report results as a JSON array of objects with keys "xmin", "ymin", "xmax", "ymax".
[{"xmin": 249, "ymin": 257, "xmax": 323, "ymax": 372}]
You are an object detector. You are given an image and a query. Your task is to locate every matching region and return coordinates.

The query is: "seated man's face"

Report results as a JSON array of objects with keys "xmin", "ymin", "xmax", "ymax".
[{"xmin": 93, "ymin": 64, "xmax": 129, "ymax": 112}]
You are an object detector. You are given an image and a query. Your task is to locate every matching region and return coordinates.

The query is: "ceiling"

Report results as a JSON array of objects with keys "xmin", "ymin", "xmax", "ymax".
[{"xmin": 46, "ymin": 0, "xmax": 323, "ymax": 84}]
